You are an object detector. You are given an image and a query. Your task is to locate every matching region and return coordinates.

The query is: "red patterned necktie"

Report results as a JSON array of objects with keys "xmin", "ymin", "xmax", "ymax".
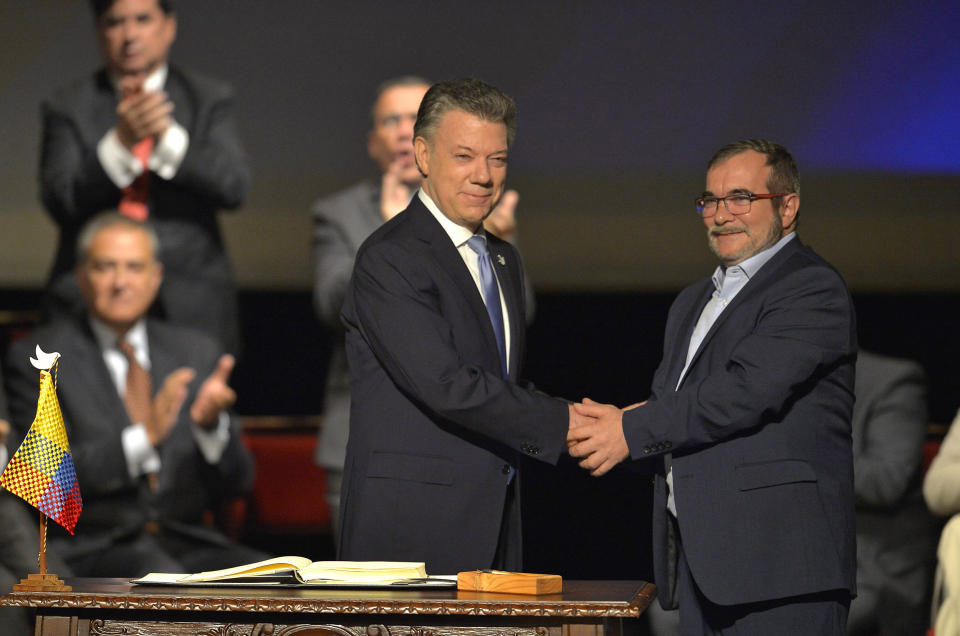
[{"xmin": 118, "ymin": 136, "xmax": 154, "ymax": 221}]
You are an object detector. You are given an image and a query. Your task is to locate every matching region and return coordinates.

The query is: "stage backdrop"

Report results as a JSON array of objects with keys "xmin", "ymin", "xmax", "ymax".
[{"xmin": 0, "ymin": 1, "xmax": 958, "ymax": 292}]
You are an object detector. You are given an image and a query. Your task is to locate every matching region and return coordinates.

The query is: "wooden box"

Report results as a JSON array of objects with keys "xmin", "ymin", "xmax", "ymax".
[{"xmin": 456, "ymin": 570, "xmax": 562, "ymax": 595}]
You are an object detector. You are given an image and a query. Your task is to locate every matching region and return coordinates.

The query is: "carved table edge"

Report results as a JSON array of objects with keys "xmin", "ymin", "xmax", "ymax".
[{"xmin": 0, "ymin": 593, "xmax": 651, "ymax": 618}]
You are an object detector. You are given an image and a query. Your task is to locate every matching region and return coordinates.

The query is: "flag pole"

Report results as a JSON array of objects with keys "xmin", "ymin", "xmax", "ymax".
[
  {"xmin": 6, "ymin": 350, "xmax": 77, "ymax": 593},
  {"xmin": 12, "ymin": 512, "xmax": 69, "ymax": 591},
  {"xmin": 39, "ymin": 513, "xmax": 48, "ymax": 575}
]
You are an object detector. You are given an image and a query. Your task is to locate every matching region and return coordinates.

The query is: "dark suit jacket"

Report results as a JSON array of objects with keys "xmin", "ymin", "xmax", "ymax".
[
  {"xmin": 851, "ymin": 351, "xmax": 938, "ymax": 634},
  {"xmin": 3, "ymin": 317, "xmax": 255, "ymax": 561},
  {"xmin": 338, "ymin": 197, "xmax": 568, "ymax": 574},
  {"xmin": 311, "ymin": 181, "xmax": 539, "ymax": 473},
  {"xmin": 623, "ymin": 237, "xmax": 858, "ymax": 607},
  {"xmin": 39, "ymin": 66, "xmax": 250, "ymax": 353}
]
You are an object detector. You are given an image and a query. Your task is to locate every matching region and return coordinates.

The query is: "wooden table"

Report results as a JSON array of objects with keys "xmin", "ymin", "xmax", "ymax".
[{"xmin": 1, "ymin": 578, "xmax": 655, "ymax": 636}]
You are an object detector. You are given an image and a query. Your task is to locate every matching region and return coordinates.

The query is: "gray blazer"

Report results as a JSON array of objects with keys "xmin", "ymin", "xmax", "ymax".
[
  {"xmin": 311, "ymin": 180, "xmax": 385, "ymax": 471},
  {"xmin": 851, "ymin": 350, "xmax": 938, "ymax": 635}
]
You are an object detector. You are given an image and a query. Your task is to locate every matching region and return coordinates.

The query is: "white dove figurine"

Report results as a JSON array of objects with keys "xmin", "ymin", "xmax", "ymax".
[{"xmin": 30, "ymin": 345, "xmax": 61, "ymax": 371}]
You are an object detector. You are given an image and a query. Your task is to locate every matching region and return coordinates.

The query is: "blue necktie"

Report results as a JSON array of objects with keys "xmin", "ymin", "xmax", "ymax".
[{"xmin": 467, "ymin": 236, "xmax": 508, "ymax": 378}]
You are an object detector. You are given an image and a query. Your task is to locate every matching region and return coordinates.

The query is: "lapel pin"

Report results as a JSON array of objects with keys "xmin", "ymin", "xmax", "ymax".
[{"xmin": 496, "ymin": 254, "xmax": 506, "ymax": 266}]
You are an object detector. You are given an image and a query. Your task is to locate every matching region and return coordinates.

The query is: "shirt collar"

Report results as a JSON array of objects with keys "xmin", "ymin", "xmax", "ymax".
[
  {"xmin": 88, "ymin": 315, "xmax": 149, "ymax": 355},
  {"xmin": 711, "ymin": 231, "xmax": 797, "ymax": 293},
  {"xmin": 418, "ymin": 188, "xmax": 484, "ymax": 248},
  {"xmin": 109, "ymin": 64, "xmax": 168, "ymax": 96}
]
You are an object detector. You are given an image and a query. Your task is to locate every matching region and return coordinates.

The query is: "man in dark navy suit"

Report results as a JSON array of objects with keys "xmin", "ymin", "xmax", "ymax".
[
  {"xmin": 339, "ymin": 78, "xmax": 584, "ymax": 574},
  {"xmin": 571, "ymin": 140, "xmax": 857, "ymax": 634}
]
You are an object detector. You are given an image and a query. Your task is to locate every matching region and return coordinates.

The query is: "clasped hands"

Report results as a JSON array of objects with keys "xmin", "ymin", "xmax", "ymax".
[
  {"xmin": 567, "ymin": 398, "xmax": 644, "ymax": 477},
  {"xmin": 116, "ymin": 76, "xmax": 174, "ymax": 150}
]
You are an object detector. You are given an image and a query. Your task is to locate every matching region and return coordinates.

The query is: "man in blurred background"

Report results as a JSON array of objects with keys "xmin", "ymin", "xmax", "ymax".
[
  {"xmin": 39, "ymin": 0, "xmax": 249, "ymax": 354},
  {"xmin": 5, "ymin": 214, "xmax": 263, "ymax": 577}
]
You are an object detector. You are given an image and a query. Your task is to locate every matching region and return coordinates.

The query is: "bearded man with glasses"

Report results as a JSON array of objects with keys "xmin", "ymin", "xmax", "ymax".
[{"xmin": 569, "ymin": 139, "xmax": 858, "ymax": 634}]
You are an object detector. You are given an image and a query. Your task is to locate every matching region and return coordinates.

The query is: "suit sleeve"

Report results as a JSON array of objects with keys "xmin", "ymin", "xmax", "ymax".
[
  {"xmin": 854, "ymin": 360, "xmax": 927, "ymax": 509},
  {"xmin": 162, "ymin": 335, "xmax": 255, "ymax": 504},
  {"xmin": 623, "ymin": 263, "xmax": 854, "ymax": 456},
  {"xmin": 39, "ymin": 100, "xmax": 122, "ymax": 226},
  {"xmin": 924, "ymin": 409, "xmax": 960, "ymax": 516},
  {"xmin": 167, "ymin": 85, "xmax": 249, "ymax": 211},
  {"xmin": 312, "ymin": 200, "xmax": 357, "ymax": 328},
  {"xmin": 348, "ymin": 241, "xmax": 569, "ymax": 463}
]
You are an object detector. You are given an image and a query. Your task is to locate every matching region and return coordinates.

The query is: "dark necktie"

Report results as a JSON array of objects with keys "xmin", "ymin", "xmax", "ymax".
[
  {"xmin": 118, "ymin": 339, "xmax": 152, "ymax": 426},
  {"xmin": 466, "ymin": 236, "xmax": 507, "ymax": 378}
]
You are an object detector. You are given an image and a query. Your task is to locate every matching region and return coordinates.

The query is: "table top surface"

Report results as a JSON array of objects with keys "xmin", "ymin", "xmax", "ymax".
[{"xmin": 1, "ymin": 578, "xmax": 655, "ymax": 618}]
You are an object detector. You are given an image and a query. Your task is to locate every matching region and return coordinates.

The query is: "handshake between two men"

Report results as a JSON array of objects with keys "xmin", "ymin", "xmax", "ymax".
[{"xmin": 566, "ymin": 398, "xmax": 645, "ymax": 477}]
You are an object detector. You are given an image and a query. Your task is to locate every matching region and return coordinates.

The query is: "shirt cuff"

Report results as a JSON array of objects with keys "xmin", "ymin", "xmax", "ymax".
[
  {"xmin": 121, "ymin": 424, "xmax": 161, "ymax": 479},
  {"xmin": 97, "ymin": 128, "xmax": 143, "ymax": 188},
  {"xmin": 149, "ymin": 120, "xmax": 189, "ymax": 180},
  {"xmin": 0, "ymin": 445, "xmax": 8, "ymax": 471},
  {"xmin": 192, "ymin": 411, "xmax": 231, "ymax": 464}
]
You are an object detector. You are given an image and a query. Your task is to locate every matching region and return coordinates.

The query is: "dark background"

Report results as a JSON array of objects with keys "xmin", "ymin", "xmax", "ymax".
[{"xmin": 1, "ymin": 1, "xmax": 958, "ymax": 580}]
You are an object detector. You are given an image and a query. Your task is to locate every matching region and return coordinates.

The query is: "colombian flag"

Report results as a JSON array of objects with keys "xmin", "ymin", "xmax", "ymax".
[{"xmin": 1, "ymin": 367, "xmax": 82, "ymax": 534}]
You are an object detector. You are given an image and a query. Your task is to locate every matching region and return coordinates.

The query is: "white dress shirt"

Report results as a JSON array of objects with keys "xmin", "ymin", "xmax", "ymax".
[{"xmin": 418, "ymin": 189, "xmax": 513, "ymax": 372}]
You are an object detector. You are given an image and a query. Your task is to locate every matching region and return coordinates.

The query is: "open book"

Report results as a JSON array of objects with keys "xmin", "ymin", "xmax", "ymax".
[{"xmin": 132, "ymin": 557, "xmax": 455, "ymax": 587}]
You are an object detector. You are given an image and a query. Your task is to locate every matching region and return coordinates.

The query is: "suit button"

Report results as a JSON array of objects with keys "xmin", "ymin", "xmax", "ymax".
[
  {"xmin": 643, "ymin": 446, "xmax": 652, "ymax": 454},
  {"xmin": 664, "ymin": 441, "xmax": 672, "ymax": 449},
  {"xmin": 529, "ymin": 446, "xmax": 540, "ymax": 455},
  {"xmin": 502, "ymin": 464, "xmax": 511, "ymax": 475}
]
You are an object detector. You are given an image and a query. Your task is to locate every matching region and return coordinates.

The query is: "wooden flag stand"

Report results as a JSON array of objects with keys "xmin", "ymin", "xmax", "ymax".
[{"xmin": 13, "ymin": 514, "xmax": 70, "ymax": 591}]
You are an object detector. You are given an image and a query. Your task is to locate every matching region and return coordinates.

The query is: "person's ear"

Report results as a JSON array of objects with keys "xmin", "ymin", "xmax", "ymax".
[{"xmin": 413, "ymin": 136, "xmax": 430, "ymax": 178}]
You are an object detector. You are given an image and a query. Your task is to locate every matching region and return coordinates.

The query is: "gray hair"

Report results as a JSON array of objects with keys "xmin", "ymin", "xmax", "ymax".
[
  {"xmin": 76, "ymin": 212, "xmax": 160, "ymax": 263},
  {"xmin": 370, "ymin": 75, "xmax": 432, "ymax": 124},
  {"xmin": 708, "ymin": 139, "xmax": 800, "ymax": 201},
  {"xmin": 414, "ymin": 78, "xmax": 517, "ymax": 147}
]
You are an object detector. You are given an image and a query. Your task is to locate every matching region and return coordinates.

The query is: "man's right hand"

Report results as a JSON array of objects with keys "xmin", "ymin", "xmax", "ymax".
[
  {"xmin": 380, "ymin": 157, "xmax": 416, "ymax": 221},
  {"xmin": 116, "ymin": 79, "xmax": 174, "ymax": 149},
  {"xmin": 145, "ymin": 367, "xmax": 195, "ymax": 446}
]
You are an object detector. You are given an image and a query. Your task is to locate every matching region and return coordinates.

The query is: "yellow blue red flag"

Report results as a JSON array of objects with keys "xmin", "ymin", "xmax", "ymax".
[{"xmin": 0, "ymin": 360, "xmax": 82, "ymax": 534}]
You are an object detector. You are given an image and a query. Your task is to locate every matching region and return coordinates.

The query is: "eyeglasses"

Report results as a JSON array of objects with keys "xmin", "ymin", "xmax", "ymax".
[{"xmin": 695, "ymin": 193, "xmax": 788, "ymax": 218}]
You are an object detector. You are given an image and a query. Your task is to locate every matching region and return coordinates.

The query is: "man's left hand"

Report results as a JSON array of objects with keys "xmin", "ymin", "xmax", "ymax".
[
  {"xmin": 568, "ymin": 398, "xmax": 630, "ymax": 476},
  {"xmin": 190, "ymin": 354, "xmax": 237, "ymax": 429}
]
